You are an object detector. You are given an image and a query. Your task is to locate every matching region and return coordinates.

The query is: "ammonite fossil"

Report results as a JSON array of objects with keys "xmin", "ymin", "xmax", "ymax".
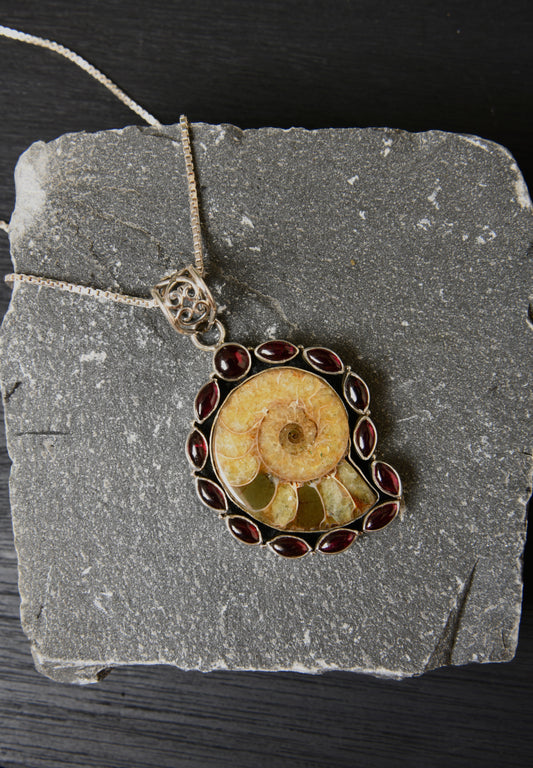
[{"xmin": 187, "ymin": 340, "xmax": 402, "ymax": 558}]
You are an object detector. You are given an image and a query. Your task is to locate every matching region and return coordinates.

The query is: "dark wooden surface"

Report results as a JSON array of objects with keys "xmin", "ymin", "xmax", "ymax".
[{"xmin": 0, "ymin": 2, "xmax": 531, "ymax": 766}]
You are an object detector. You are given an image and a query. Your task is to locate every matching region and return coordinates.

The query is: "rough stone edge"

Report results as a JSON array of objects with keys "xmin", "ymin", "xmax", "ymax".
[{"xmin": 30, "ymin": 652, "xmax": 413, "ymax": 685}]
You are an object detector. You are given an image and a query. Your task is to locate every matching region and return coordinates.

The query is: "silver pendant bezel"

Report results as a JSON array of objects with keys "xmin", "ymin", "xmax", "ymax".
[
  {"xmin": 212, "ymin": 342, "xmax": 253, "ymax": 382},
  {"xmin": 189, "ymin": 338, "xmax": 403, "ymax": 558},
  {"xmin": 303, "ymin": 346, "xmax": 345, "ymax": 375},
  {"xmin": 371, "ymin": 460, "xmax": 402, "ymax": 499},
  {"xmin": 254, "ymin": 339, "xmax": 300, "ymax": 364},
  {"xmin": 353, "ymin": 414, "xmax": 378, "ymax": 461}
]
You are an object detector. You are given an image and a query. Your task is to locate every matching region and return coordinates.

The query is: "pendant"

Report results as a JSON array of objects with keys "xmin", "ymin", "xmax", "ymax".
[
  {"xmin": 189, "ymin": 342, "xmax": 402, "ymax": 558},
  {"xmin": 152, "ymin": 267, "xmax": 402, "ymax": 558}
]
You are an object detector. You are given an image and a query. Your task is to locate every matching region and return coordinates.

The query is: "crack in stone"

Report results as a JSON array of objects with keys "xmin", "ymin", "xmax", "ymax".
[
  {"xmin": 3, "ymin": 380, "xmax": 22, "ymax": 402},
  {"xmin": 424, "ymin": 559, "xmax": 479, "ymax": 672},
  {"xmin": 210, "ymin": 265, "xmax": 298, "ymax": 334},
  {"xmin": 14, "ymin": 430, "xmax": 70, "ymax": 437},
  {"xmin": 69, "ymin": 200, "xmax": 165, "ymax": 253},
  {"xmin": 136, "ymin": 126, "xmax": 181, "ymax": 145}
]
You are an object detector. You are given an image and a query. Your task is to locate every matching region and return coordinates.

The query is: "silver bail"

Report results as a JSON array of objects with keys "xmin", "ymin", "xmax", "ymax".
[{"xmin": 151, "ymin": 265, "xmax": 217, "ymax": 336}]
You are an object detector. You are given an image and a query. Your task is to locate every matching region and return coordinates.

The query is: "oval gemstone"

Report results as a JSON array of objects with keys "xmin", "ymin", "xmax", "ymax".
[
  {"xmin": 318, "ymin": 529, "xmax": 357, "ymax": 554},
  {"xmin": 364, "ymin": 501, "xmax": 399, "ymax": 532},
  {"xmin": 196, "ymin": 478, "xmax": 227, "ymax": 511},
  {"xmin": 186, "ymin": 429, "xmax": 208, "ymax": 469},
  {"xmin": 344, "ymin": 373, "xmax": 370, "ymax": 412},
  {"xmin": 214, "ymin": 343, "xmax": 251, "ymax": 380},
  {"xmin": 255, "ymin": 340, "xmax": 298, "ymax": 363},
  {"xmin": 354, "ymin": 416, "xmax": 377, "ymax": 459},
  {"xmin": 227, "ymin": 516, "xmax": 261, "ymax": 545},
  {"xmin": 304, "ymin": 347, "xmax": 344, "ymax": 374},
  {"xmin": 270, "ymin": 536, "xmax": 310, "ymax": 558},
  {"xmin": 373, "ymin": 461, "xmax": 401, "ymax": 497},
  {"xmin": 195, "ymin": 380, "xmax": 220, "ymax": 422}
]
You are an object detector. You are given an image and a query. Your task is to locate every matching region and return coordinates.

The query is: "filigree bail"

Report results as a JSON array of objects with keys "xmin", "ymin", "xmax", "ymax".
[{"xmin": 151, "ymin": 265, "xmax": 217, "ymax": 336}]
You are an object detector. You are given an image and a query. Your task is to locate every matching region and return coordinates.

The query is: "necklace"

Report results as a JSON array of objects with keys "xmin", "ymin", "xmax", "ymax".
[{"xmin": 1, "ymin": 26, "xmax": 403, "ymax": 559}]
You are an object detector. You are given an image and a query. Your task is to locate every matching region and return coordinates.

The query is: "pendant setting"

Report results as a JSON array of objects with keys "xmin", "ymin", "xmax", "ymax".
[
  {"xmin": 187, "ymin": 340, "xmax": 402, "ymax": 558},
  {"xmin": 153, "ymin": 265, "xmax": 401, "ymax": 559}
]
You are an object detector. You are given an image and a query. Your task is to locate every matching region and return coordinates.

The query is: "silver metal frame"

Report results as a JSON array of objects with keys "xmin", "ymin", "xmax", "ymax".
[
  {"xmin": 151, "ymin": 265, "xmax": 217, "ymax": 336},
  {"xmin": 212, "ymin": 342, "xmax": 253, "ymax": 381},
  {"xmin": 267, "ymin": 535, "xmax": 311, "ymax": 559},
  {"xmin": 371, "ymin": 460, "xmax": 402, "ymax": 499},
  {"xmin": 226, "ymin": 515, "xmax": 263, "ymax": 546},
  {"xmin": 362, "ymin": 500, "xmax": 400, "ymax": 533},
  {"xmin": 186, "ymin": 428, "xmax": 208, "ymax": 471},
  {"xmin": 194, "ymin": 378, "xmax": 221, "ymax": 424},
  {"xmin": 254, "ymin": 340, "xmax": 300, "ymax": 364},
  {"xmin": 195, "ymin": 476, "xmax": 228, "ymax": 512},
  {"xmin": 353, "ymin": 414, "xmax": 378, "ymax": 461},
  {"xmin": 316, "ymin": 528, "xmax": 362, "ymax": 554},
  {"xmin": 343, "ymin": 369, "xmax": 371, "ymax": 415},
  {"xmin": 303, "ymin": 346, "xmax": 345, "ymax": 375}
]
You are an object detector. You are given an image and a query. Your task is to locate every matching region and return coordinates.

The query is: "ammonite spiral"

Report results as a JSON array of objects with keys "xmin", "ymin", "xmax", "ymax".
[{"xmin": 187, "ymin": 340, "xmax": 403, "ymax": 558}]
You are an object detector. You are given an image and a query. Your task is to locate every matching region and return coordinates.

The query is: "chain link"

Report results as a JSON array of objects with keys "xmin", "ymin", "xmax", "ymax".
[
  {"xmin": 4, "ymin": 273, "xmax": 156, "ymax": 308},
  {"xmin": 0, "ymin": 26, "xmax": 209, "ymax": 318},
  {"xmin": 0, "ymin": 25, "xmax": 161, "ymax": 127},
  {"xmin": 180, "ymin": 116, "xmax": 205, "ymax": 276}
]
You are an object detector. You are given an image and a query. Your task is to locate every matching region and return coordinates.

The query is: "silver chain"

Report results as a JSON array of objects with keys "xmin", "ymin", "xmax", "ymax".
[
  {"xmin": 4, "ymin": 272, "xmax": 156, "ymax": 308},
  {"xmin": 0, "ymin": 25, "xmax": 161, "ymax": 127},
  {"xmin": 0, "ymin": 24, "xmax": 208, "ymax": 305},
  {"xmin": 179, "ymin": 116, "xmax": 205, "ymax": 277}
]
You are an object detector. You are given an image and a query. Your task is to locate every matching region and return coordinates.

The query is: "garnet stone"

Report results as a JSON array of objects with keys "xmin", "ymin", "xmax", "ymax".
[
  {"xmin": 255, "ymin": 340, "xmax": 299, "ymax": 363},
  {"xmin": 270, "ymin": 536, "xmax": 310, "ymax": 558},
  {"xmin": 344, "ymin": 372, "xmax": 370, "ymax": 412},
  {"xmin": 318, "ymin": 529, "xmax": 357, "ymax": 554},
  {"xmin": 186, "ymin": 429, "xmax": 208, "ymax": 469},
  {"xmin": 354, "ymin": 416, "xmax": 377, "ymax": 460},
  {"xmin": 196, "ymin": 477, "xmax": 227, "ymax": 511},
  {"xmin": 214, "ymin": 343, "xmax": 251, "ymax": 380},
  {"xmin": 304, "ymin": 347, "xmax": 344, "ymax": 374},
  {"xmin": 364, "ymin": 501, "xmax": 399, "ymax": 532},
  {"xmin": 227, "ymin": 516, "xmax": 261, "ymax": 545},
  {"xmin": 195, "ymin": 379, "xmax": 220, "ymax": 422},
  {"xmin": 373, "ymin": 461, "xmax": 401, "ymax": 497}
]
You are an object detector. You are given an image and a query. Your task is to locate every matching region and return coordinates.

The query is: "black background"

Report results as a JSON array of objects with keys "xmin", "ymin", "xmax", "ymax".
[{"xmin": 0, "ymin": 2, "xmax": 532, "ymax": 767}]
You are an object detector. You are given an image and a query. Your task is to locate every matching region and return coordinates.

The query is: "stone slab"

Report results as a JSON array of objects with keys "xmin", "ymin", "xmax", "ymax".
[{"xmin": 0, "ymin": 122, "xmax": 531, "ymax": 683}]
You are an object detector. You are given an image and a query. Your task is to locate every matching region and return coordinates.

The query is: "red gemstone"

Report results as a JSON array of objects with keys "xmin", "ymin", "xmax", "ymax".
[
  {"xmin": 227, "ymin": 516, "xmax": 261, "ymax": 545},
  {"xmin": 196, "ymin": 478, "xmax": 227, "ymax": 511},
  {"xmin": 214, "ymin": 344, "xmax": 251, "ymax": 380},
  {"xmin": 318, "ymin": 529, "xmax": 357, "ymax": 554},
  {"xmin": 364, "ymin": 501, "xmax": 399, "ymax": 532},
  {"xmin": 305, "ymin": 347, "xmax": 343, "ymax": 374},
  {"xmin": 344, "ymin": 373, "xmax": 369, "ymax": 412},
  {"xmin": 195, "ymin": 380, "xmax": 220, "ymax": 422},
  {"xmin": 373, "ymin": 461, "xmax": 401, "ymax": 496},
  {"xmin": 354, "ymin": 417, "xmax": 377, "ymax": 459},
  {"xmin": 270, "ymin": 536, "xmax": 310, "ymax": 558},
  {"xmin": 186, "ymin": 429, "xmax": 208, "ymax": 469},
  {"xmin": 255, "ymin": 340, "xmax": 298, "ymax": 363}
]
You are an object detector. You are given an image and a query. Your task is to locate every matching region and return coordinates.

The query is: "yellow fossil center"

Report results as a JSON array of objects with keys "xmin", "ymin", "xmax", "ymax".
[
  {"xmin": 278, "ymin": 414, "xmax": 316, "ymax": 454},
  {"xmin": 213, "ymin": 367, "xmax": 350, "ymax": 487},
  {"xmin": 265, "ymin": 404, "xmax": 318, "ymax": 459},
  {"xmin": 211, "ymin": 367, "xmax": 377, "ymax": 531}
]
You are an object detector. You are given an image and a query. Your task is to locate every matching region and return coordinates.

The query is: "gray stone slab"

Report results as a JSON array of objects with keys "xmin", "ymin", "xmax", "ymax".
[{"xmin": 0, "ymin": 122, "xmax": 531, "ymax": 684}]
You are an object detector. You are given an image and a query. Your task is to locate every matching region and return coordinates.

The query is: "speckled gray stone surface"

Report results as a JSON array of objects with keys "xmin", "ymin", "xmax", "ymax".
[{"xmin": 0, "ymin": 123, "xmax": 531, "ymax": 684}]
